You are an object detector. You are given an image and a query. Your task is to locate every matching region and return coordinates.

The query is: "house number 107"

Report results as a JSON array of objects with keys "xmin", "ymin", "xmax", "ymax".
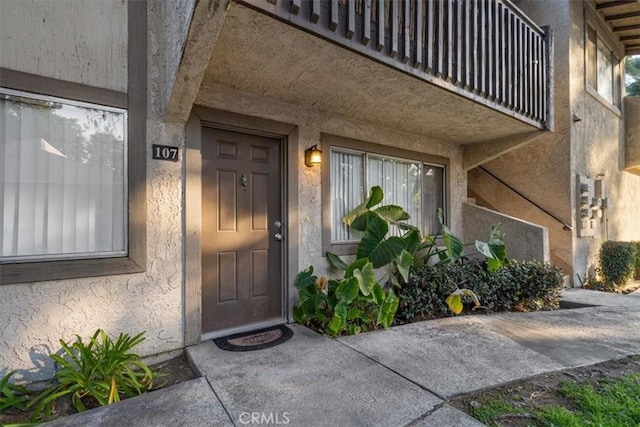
[{"xmin": 152, "ymin": 144, "xmax": 179, "ymax": 162}]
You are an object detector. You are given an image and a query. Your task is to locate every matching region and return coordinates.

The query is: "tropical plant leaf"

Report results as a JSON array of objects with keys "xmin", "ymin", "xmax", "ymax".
[
  {"xmin": 445, "ymin": 294, "xmax": 464, "ymax": 315},
  {"xmin": 438, "ymin": 208, "xmax": 464, "ymax": 263},
  {"xmin": 327, "ymin": 303, "xmax": 348, "ymax": 336},
  {"xmin": 345, "ymin": 258, "xmax": 369, "ymax": 279},
  {"xmin": 353, "ymin": 262, "xmax": 376, "ymax": 296},
  {"xmin": 293, "ymin": 266, "xmax": 317, "ymax": 289},
  {"xmin": 377, "ymin": 289, "xmax": 399, "ymax": 328},
  {"xmin": 395, "ymin": 250, "xmax": 414, "ymax": 283},
  {"xmin": 335, "ymin": 277, "xmax": 359, "ymax": 303},
  {"xmin": 326, "ymin": 252, "xmax": 348, "ymax": 270},
  {"xmin": 343, "ymin": 186, "xmax": 384, "ymax": 228},
  {"xmin": 372, "ymin": 283, "xmax": 386, "ymax": 305}
]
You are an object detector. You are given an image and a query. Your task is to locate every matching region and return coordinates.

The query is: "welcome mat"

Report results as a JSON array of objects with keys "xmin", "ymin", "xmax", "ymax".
[{"xmin": 213, "ymin": 324, "xmax": 293, "ymax": 352}]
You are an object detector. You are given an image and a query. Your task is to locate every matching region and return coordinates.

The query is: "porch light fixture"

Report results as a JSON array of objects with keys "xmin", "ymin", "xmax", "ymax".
[{"xmin": 304, "ymin": 145, "xmax": 322, "ymax": 167}]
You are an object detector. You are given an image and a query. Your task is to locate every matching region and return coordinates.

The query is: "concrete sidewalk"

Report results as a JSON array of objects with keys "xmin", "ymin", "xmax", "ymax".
[{"xmin": 45, "ymin": 289, "xmax": 640, "ymax": 427}]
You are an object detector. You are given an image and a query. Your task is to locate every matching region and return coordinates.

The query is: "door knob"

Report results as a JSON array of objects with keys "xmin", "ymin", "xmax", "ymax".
[{"xmin": 274, "ymin": 233, "xmax": 283, "ymax": 241}]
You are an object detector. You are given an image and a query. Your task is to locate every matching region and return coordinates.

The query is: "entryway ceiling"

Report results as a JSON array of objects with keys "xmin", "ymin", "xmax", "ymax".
[
  {"xmin": 199, "ymin": 3, "xmax": 541, "ymax": 145},
  {"xmin": 593, "ymin": 0, "xmax": 640, "ymax": 55}
]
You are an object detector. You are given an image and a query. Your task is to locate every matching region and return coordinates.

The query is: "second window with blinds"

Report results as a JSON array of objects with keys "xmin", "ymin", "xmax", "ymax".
[{"xmin": 322, "ymin": 135, "xmax": 446, "ymax": 255}]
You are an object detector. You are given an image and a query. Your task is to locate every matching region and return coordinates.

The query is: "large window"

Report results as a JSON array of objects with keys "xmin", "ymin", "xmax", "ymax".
[
  {"xmin": 329, "ymin": 146, "xmax": 445, "ymax": 246},
  {"xmin": 587, "ymin": 24, "xmax": 621, "ymax": 107},
  {"xmin": 0, "ymin": 88, "xmax": 127, "ymax": 261}
]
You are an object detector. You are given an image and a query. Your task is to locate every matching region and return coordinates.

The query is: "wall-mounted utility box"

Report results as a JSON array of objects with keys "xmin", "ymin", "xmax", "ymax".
[{"xmin": 577, "ymin": 175, "xmax": 606, "ymax": 238}]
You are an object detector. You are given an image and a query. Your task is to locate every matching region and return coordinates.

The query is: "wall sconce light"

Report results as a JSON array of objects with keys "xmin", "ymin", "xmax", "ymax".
[{"xmin": 304, "ymin": 145, "xmax": 322, "ymax": 167}]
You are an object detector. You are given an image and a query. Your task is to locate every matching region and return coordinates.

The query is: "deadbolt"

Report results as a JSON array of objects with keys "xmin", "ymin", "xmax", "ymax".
[{"xmin": 275, "ymin": 220, "xmax": 282, "ymax": 229}]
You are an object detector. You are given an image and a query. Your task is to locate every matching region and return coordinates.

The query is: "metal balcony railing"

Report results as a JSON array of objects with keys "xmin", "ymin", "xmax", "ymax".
[{"xmin": 240, "ymin": 0, "xmax": 552, "ymax": 129}]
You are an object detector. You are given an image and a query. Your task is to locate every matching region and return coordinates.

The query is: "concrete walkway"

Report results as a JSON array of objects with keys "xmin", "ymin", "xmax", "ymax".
[{"xmin": 45, "ymin": 289, "xmax": 640, "ymax": 427}]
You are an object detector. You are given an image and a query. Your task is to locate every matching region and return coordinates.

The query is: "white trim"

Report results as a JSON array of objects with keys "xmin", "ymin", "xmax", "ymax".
[{"xmin": 201, "ymin": 318, "xmax": 289, "ymax": 340}]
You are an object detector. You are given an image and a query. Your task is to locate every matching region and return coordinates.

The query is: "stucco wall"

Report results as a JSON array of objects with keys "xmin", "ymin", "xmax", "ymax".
[
  {"xmin": 161, "ymin": 0, "xmax": 196, "ymax": 114},
  {"xmin": 626, "ymin": 97, "xmax": 640, "ymax": 172},
  {"xmin": 195, "ymin": 84, "xmax": 466, "ymax": 279},
  {"xmin": 0, "ymin": 1, "xmax": 185, "ymax": 383},
  {"xmin": 463, "ymin": 203, "xmax": 549, "ymax": 263},
  {"xmin": 569, "ymin": 2, "xmax": 640, "ymax": 279},
  {"xmin": 467, "ymin": 0, "xmax": 574, "ymax": 277},
  {"xmin": 0, "ymin": 0, "xmax": 127, "ymax": 93}
]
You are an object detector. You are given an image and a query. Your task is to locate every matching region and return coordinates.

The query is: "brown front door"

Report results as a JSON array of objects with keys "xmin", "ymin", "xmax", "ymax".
[{"xmin": 201, "ymin": 127, "xmax": 283, "ymax": 334}]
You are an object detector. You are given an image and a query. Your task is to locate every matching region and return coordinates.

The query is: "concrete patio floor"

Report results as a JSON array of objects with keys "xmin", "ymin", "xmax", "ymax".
[{"xmin": 45, "ymin": 288, "xmax": 640, "ymax": 427}]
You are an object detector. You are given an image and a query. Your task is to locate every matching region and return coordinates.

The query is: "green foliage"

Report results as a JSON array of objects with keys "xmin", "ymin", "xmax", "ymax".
[
  {"xmin": 292, "ymin": 266, "xmax": 398, "ymax": 336},
  {"xmin": 295, "ymin": 187, "xmax": 413, "ymax": 336},
  {"xmin": 536, "ymin": 374, "xmax": 640, "ymax": 426},
  {"xmin": 597, "ymin": 241, "xmax": 637, "ymax": 287},
  {"xmin": 0, "ymin": 371, "xmax": 30, "ymax": 412},
  {"xmin": 626, "ymin": 55, "xmax": 640, "ymax": 96},
  {"xmin": 397, "ymin": 260, "xmax": 563, "ymax": 320},
  {"xmin": 470, "ymin": 399, "xmax": 526, "ymax": 424},
  {"xmin": 633, "ymin": 241, "xmax": 640, "ymax": 280},
  {"xmin": 28, "ymin": 330, "xmax": 157, "ymax": 421}
]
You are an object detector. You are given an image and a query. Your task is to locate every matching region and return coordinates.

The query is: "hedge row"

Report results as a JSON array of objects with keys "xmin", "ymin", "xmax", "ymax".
[{"xmin": 397, "ymin": 260, "xmax": 564, "ymax": 321}]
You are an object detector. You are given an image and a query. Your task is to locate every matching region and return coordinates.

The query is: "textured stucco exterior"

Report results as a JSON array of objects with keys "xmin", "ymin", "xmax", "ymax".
[
  {"xmin": 468, "ymin": 0, "xmax": 574, "ymax": 275},
  {"xmin": 468, "ymin": 0, "xmax": 640, "ymax": 284},
  {"xmin": 0, "ymin": 1, "xmax": 185, "ymax": 382},
  {"xmin": 626, "ymin": 97, "xmax": 640, "ymax": 173},
  {"xmin": 0, "ymin": 0, "xmax": 127, "ymax": 93}
]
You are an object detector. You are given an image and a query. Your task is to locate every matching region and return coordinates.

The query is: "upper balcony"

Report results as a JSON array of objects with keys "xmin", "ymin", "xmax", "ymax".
[
  {"xmin": 238, "ymin": 0, "xmax": 550, "ymax": 130},
  {"xmin": 193, "ymin": 0, "xmax": 552, "ymax": 144}
]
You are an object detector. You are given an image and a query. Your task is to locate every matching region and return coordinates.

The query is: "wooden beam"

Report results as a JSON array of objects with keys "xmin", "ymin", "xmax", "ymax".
[
  {"xmin": 605, "ymin": 10, "xmax": 640, "ymax": 21},
  {"xmin": 621, "ymin": 34, "xmax": 640, "ymax": 40},
  {"xmin": 613, "ymin": 23, "xmax": 640, "ymax": 31},
  {"xmin": 596, "ymin": 0, "xmax": 637, "ymax": 10}
]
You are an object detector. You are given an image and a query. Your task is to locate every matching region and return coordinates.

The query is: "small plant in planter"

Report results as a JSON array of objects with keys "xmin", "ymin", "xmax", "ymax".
[
  {"xmin": 28, "ymin": 329, "xmax": 158, "ymax": 422},
  {"xmin": 0, "ymin": 371, "xmax": 30, "ymax": 412}
]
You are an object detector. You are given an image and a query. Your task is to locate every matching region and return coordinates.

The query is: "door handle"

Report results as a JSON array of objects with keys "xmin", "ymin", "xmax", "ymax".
[{"xmin": 274, "ymin": 233, "xmax": 283, "ymax": 241}]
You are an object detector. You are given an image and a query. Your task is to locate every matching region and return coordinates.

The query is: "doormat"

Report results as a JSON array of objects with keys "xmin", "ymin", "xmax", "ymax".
[{"xmin": 213, "ymin": 324, "xmax": 293, "ymax": 352}]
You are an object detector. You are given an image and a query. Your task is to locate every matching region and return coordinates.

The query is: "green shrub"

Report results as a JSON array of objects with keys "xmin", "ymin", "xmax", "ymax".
[
  {"xmin": 598, "ymin": 241, "xmax": 637, "ymax": 286},
  {"xmin": 633, "ymin": 241, "xmax": 640, "ymax": 280},
  {"xmin": 397, "ymin": 260, "xmax": 563, "ymax": 320}
]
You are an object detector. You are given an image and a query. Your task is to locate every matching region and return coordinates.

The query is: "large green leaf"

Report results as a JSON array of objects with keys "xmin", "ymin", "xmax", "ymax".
[
  {"xmin": 372, "ymin": 283, "xmax": 386, "ymax": 305},
  {"xmin": 373, "ymin": 204, "xmax": 410, "ymax": 222},
  {"xmin": 327, "ymin": 303, "xmax": 348, "ymax": 336},
  {"xmin": 437, "ymin": 208, "xmax": 464, "ymax": 263},
  {"xmin": 326, "ymin": 251, "xmax": 348, "ymax": 270},
  {"xmin": 293, "ymin": 266, "xmax": 317, "ymax": 289},
  {"xmin": 343, "ymin": 187, "xmax": 384, "ymax": 228},
  {"xmin": 395, "ymin": 250, "xmax": 414, "ymax": 283},
  {"xmin": 353, "ymin": 262, "xmax": 376, "ymax": 296},
  {"xmin": 335, "ymin": 277, "xmax": 359, "ymax": 303},
  {"xmin": 356, "ymin": 215, "xmax": 407, "ymax": 267},
  {"xmin": 377, "ymin": 289, "xmax": 399, "ymax": 328},
  {"xmin": 345, "ymin": 258, "xmax": 369, "ymax": 278}
]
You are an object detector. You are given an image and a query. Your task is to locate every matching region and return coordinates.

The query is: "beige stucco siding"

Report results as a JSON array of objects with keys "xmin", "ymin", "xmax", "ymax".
[
  {"xmin": 0, "ymin": 0, "xmax": 185, "ymax": 382},
  {"xmin": 0, "ymin": 0, "xmax": 127, "ymax": 93}
]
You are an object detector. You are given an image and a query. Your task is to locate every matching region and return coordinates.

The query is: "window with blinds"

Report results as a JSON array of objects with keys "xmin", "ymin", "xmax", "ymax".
[
  {"xmin": 586, "ymin": 24, "xmax": 621, "ymax": 108},
  {"xmin": 0, "ymin": 88, "xmax": 127, "ymax": 261},
  {"xmin": 330, "ymin": 147, "xmax": 444, "ymax": 242}
]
